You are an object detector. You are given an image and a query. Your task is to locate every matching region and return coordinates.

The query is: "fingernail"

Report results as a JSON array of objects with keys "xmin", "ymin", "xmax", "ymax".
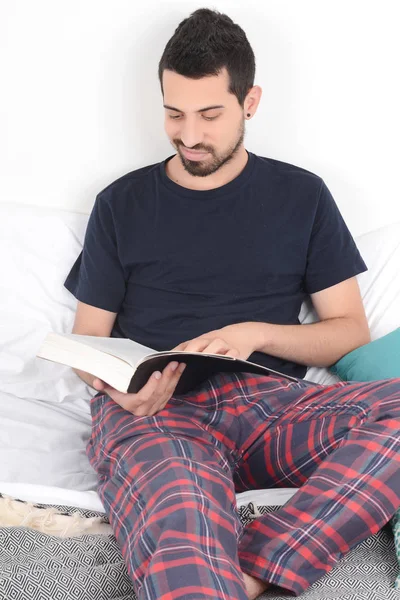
[
  {"xmin": 179, "ymin": 363, "xmax": 186, "ymax": 373},
  {"xmin": 154, "ymin": 371, "xmax": 162, "ymax": 379},
  {"xmin": 170, "ymin": 361, "xmax": 179, "ymax": 371}
]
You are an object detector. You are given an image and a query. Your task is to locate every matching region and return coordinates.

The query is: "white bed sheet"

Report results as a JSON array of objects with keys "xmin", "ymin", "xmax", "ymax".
[
  {"xmin": 0, "ymin": 480, "xmax": 298, "ymax": 513},
  {"xmin": 0, "ymin": 389, "xmax": 98, "ymax": 492}
]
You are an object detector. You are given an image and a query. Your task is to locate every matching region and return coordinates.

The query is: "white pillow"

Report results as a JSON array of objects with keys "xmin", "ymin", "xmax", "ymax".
[
  {"xmin": 303, "ymin": 220, "xmax": 400, "ymax": 384},
  {"xmin": 355, "ymin": 220, "xmax": 400, "ymax": 339},
  {"xmin": 0, "ymin": 202, "xmax": 94, "ymax": 410}
]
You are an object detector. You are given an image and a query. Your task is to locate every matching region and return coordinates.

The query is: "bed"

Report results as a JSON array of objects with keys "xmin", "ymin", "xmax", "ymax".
[{"xmin": 1, "ymin": 201, "xmax": 399, "ymax": 599}]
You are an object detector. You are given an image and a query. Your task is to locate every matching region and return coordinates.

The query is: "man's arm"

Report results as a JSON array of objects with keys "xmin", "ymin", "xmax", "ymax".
[
  {"xmin": 254, "ymin": 276, "xmax": 371, "ymax": 368},
  {"xmin": 71, "ymin": 300, "xmax": 118, "ymax": 387}
]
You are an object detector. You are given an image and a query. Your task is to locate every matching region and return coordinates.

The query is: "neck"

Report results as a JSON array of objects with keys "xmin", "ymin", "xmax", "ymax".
[{"xmin": 166, "ymin": 146, "xmax": 249, "ymax": 191}]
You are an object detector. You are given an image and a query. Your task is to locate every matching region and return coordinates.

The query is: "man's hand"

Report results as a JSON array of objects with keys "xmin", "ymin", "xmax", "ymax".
[
  {"xmin": 91, "ymin": 323, "xmax": 260, "ymax": 416},
  {"xmin": 171, "ymin": 322, "xmax": 262, "ymax": 360},
  {"xmin": 92, "ymin": 360, "xmax": 186, "ymax": 417}
]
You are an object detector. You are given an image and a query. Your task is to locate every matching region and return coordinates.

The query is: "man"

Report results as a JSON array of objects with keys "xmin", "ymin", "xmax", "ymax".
[{"xmin": 64, "ymin": 8, "xmax": 400, "ymax": 600}]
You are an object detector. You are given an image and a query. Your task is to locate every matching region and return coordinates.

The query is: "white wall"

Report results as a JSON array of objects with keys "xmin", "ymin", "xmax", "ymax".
[{"xmin": 1, "ymin": 0, "xmax": 399, "ymax": 237}]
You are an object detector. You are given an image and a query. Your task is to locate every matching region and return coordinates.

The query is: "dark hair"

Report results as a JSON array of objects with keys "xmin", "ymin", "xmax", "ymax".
[{"xmin": 158, "ymin": 8, "xmax": 256, "ymax": 108}]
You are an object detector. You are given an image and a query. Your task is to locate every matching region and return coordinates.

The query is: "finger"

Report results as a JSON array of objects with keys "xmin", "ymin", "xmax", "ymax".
[
  {"xmin": 156, "ymin": 360, "xmax": 179, "ymax": 381},
  {"xmin": 164, "ymin": 362, "xmax": 186, "ymax": 396},
  {"xmin": 199, "ymin": 338, "xmax": 232, "ymax": 355},
  {"xmin": 225, "ymin": 348, "xmax": 240, "ymax": 358},
  {"xmin": 142, "ymin": 370, "xmax": 164, "ymax": 395},
  {"xmin": 148, "ymin": 362, "xmax": 186, "ymax": 415},
  {"xmin": 155, "ymin": 361, "xmax": 180, "ymax": 394},
  {"xmin": 131, "ymin": 362, "xmax": 177, "ymax": 416},
  {"xmin": 180, "ymin": 338, "xmax": 214, "ymax": 353},
  {"xmin": 172, "ymin": 330, "xmax": 221, "ymax": 354},
  {"xmin": 149, "ymin": 363, "xmax": 186, "ymax": 416},
  {"xmin": 167, "ymin": 360, "xmax": 180, "ymax": 374},
  {"xmin": 92, "ymin": 378, "xmax": 105, "ymax": 391},
  {"xmin": 126, "ymin": 369, "xmax": 163, "ymax": 412},
  {"xmin": 131, "ymin": 359, "xmax": 186, "ymax": 416}
]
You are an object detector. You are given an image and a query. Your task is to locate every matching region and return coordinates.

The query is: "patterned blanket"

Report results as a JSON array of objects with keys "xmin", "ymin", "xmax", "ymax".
[{"xmin": 0, "ymin": 501, "xmax": 398, "ymax": 599}]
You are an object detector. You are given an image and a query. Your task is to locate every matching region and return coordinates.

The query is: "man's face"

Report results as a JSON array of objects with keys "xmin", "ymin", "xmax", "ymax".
[{"xmin": 162, "ymin": 67, "xmax": 246, "ymax": 178}]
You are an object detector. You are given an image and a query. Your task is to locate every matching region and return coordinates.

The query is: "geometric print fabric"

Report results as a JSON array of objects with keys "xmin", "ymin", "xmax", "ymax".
[{"xmin": 0, "ymin": 501, "xmax": 399, "ymax": 599}]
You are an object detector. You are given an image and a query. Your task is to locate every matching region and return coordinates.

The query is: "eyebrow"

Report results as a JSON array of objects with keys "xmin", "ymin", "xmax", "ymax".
[{"xmin": 163, "ymin": 104, "xmax": 225, "ymax": 113}]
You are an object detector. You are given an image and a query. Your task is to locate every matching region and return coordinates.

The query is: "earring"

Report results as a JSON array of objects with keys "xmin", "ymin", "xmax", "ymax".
[{"xmin": 247, "ymin": 113, "xmax": 251, "ymax": 118}]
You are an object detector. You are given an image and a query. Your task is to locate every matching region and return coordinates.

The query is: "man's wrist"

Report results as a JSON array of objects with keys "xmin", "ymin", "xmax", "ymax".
[{"xmin": 248, "ymin": 321, "xmax": 271, "ymax": 354}]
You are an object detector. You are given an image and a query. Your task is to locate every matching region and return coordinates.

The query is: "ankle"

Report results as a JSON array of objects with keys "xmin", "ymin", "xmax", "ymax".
[{"xmin": 242, "ymin": 571, "xmax": 269, "ymax": 599}]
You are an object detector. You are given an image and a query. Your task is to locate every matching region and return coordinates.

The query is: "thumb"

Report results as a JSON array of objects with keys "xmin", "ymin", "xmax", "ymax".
[
  {"xmin": 92, "ymin": 378, "xmax": 105, "ymax": 391},
  {"xmin": 227, "ymin": 348, "xmax": 240, "ymax": 358}
]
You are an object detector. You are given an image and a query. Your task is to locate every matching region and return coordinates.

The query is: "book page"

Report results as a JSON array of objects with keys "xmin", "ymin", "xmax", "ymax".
[{"xmin": 55, "ymin": 333, "xmax": 236, "ymax": 369}]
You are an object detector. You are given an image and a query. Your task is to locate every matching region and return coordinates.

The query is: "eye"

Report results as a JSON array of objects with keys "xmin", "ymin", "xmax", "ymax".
[{"xmin": 169, "ymin": 115, "xmax": 218, "ymax": 121}]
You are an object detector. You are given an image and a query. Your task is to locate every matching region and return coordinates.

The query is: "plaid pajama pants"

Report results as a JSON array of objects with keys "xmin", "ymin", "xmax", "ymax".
[{"xmin": 86, "ymin": 372, "xmax": 400, "ymax": 599}]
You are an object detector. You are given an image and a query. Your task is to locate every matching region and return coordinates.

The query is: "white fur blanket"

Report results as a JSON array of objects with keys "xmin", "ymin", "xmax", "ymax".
[{"xmin": 0, "ymin": 492, "xmax": 112, "ymax": 537}]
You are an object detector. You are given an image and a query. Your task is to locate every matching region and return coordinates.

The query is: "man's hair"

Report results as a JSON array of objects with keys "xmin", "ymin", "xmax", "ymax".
[{"xmin": 158, "ymin": 8, "xmax": 256, "ymax": 108}]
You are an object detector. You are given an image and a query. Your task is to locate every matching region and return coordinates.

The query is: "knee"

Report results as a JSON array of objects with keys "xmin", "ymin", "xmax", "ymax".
[{"xmin": 369, "ymin": 379, "xmax": 400, "ymax": 423}]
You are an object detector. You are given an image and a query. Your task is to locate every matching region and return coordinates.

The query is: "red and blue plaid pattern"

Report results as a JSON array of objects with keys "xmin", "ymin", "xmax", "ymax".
[{"xmin": 86, "ymin": 372, "xmax": 400, "ymax": 598}]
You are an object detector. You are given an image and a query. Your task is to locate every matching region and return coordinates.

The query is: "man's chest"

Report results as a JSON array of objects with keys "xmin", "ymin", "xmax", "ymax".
[{"xmin": 118, "ymin": 205, "xmax": 309, "ymax": 295}]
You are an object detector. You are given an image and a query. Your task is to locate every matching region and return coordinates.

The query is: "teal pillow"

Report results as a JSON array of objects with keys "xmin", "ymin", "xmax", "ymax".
[{"xmin": 329, "ymin": 327, "xmax": 400, "ymax": 382}]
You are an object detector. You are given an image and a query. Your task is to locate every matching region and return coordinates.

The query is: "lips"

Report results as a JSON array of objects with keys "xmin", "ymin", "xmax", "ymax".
[{"xmin": 182, "ymin": 147, "xmax": 208, "ymax": 160}]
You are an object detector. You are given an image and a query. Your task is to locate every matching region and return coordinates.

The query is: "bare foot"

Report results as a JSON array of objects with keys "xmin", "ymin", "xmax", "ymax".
[{"xmin": 242, "ymin": 571, "xmax": 269, "ymax": 599}]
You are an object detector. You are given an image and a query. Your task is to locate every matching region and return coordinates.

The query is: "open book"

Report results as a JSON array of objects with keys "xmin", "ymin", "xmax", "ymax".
[{"xmin": 36, "ymin": 332, "xmax": 298, "ymax": 395}]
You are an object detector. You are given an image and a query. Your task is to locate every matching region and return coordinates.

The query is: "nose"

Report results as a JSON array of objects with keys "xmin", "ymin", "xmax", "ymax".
[{"xmin": 179, "ymin": 121, "xmax": 205, "ymax": 151}]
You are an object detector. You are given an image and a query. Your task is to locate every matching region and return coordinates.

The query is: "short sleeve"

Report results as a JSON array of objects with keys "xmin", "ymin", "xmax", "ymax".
[
  {"xmin": 303, "ymin": 180, "xmax": 368, "ymax": 294},
  {"xmin": 64, "ymin": 194, "xmax": 126, "ymax": 312}
]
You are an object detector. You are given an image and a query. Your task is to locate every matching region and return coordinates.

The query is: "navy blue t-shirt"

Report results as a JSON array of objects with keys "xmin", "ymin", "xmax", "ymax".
[{"xmin": 64, "ymin": 150, "xmax": 367, "ymax": 379}]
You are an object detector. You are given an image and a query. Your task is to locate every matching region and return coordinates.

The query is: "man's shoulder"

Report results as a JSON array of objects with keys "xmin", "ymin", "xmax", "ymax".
[
  {"xmin": 96, "ymin": 159, "xmax": 161, "ymax": 199},
  {"xmin": 255, "ymin": 153, "xmax": 323, "ymax": 186}
]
